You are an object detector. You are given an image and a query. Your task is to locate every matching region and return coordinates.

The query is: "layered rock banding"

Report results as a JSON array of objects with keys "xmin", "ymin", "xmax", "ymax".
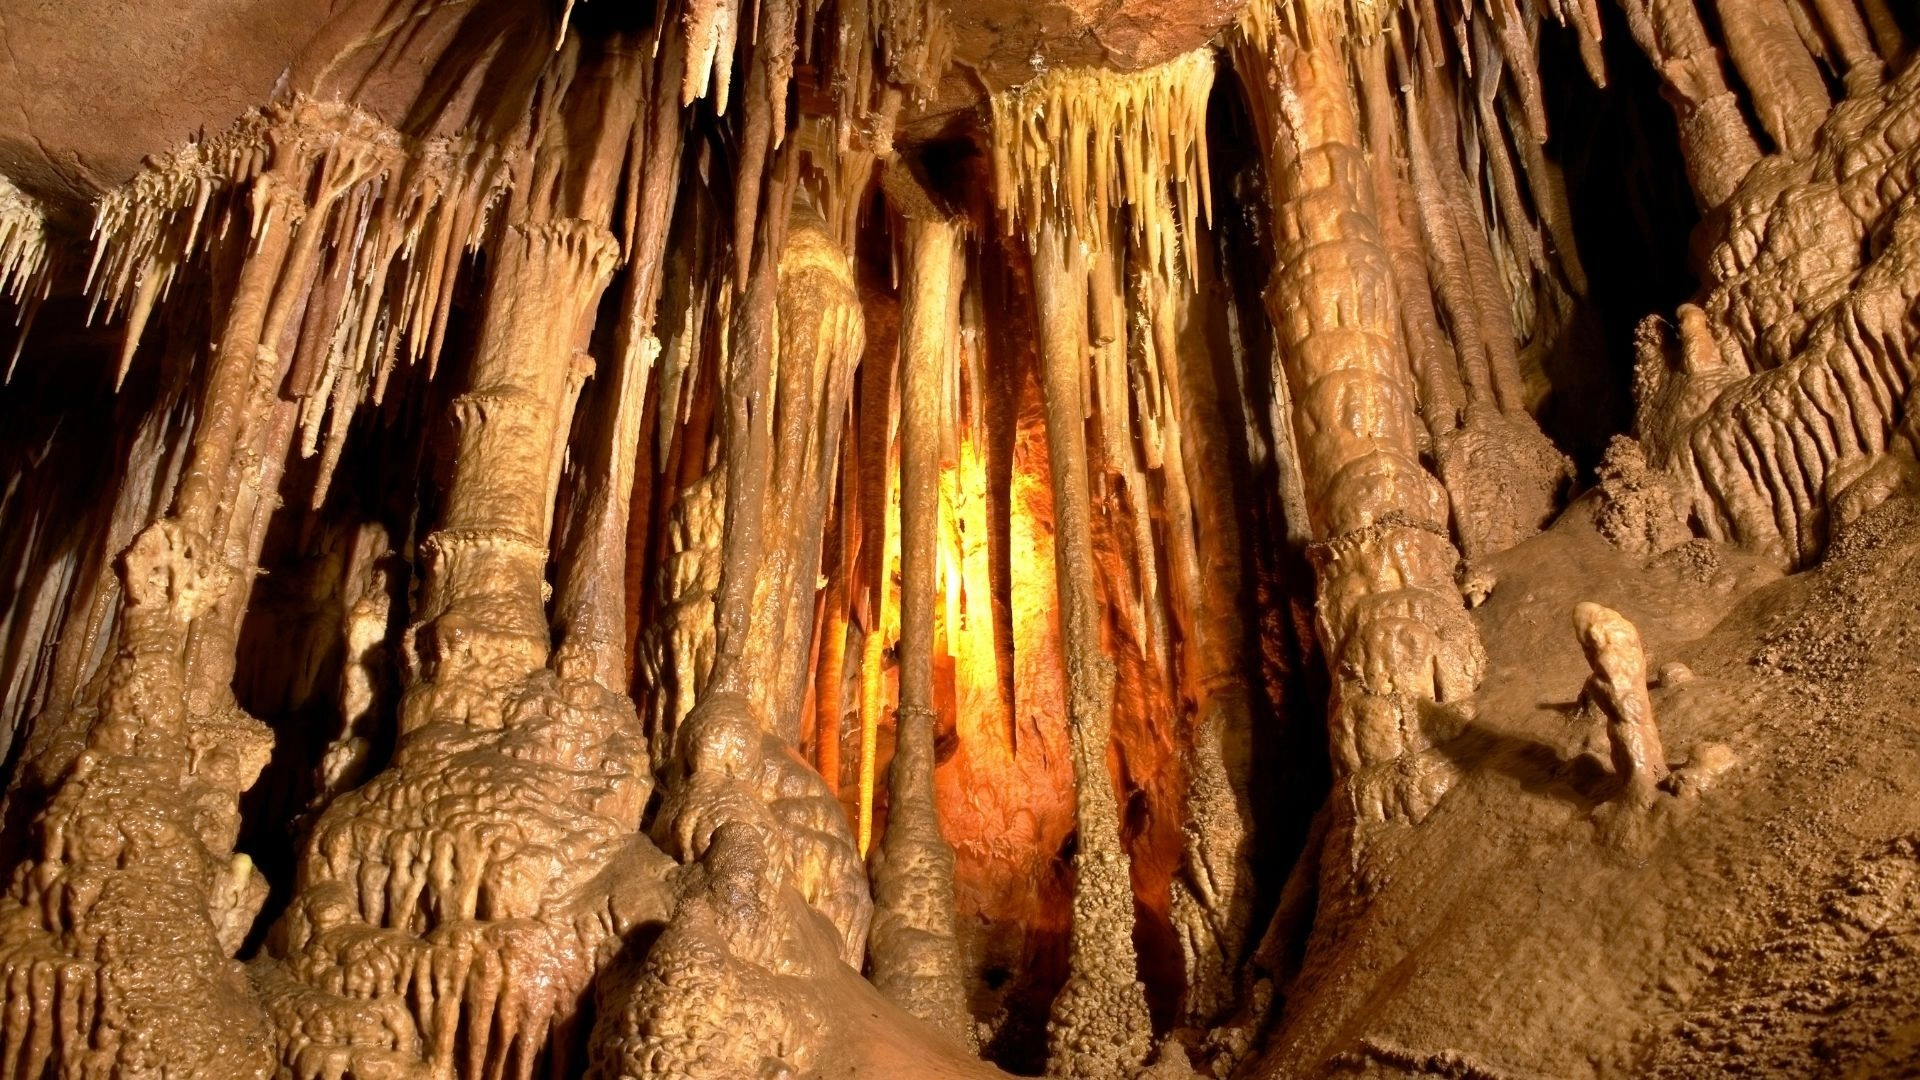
[{"xmin": 0, "ymin": 0, "xmax": 1915, "ymax": 1077}]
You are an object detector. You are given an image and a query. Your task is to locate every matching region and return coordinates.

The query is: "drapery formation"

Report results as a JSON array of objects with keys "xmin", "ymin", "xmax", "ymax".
[{"xmin": 0, "ymin": 0, "xmax": 1910, "ymax": 1076}]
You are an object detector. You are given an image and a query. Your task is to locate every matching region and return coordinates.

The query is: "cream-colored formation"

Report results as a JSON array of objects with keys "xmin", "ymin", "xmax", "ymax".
[
  {"xmin": 0, "ymin": 0, "xmax": 1914, "ymax": 1077},
  {"xmin": 0, "ymin": 175, "xmax": 49, "ymax": 372},
  {"xmin": 1637, "ymin": 60, "xmax": 1920, "ymax": 567},
  {"xmin": 1236, "ymin": 12, "xmax": 1482, "ymax": 825}
]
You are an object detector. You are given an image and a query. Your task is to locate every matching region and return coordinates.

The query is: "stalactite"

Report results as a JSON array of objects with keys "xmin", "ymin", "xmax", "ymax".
[
  {"xmin": 1404, "ymin": 67, "xmax": 1501, "ymax": 410},
  {"xmin": 554, "ymin": 25, "xmax": 688, "ymax": 691},
  {"xmin": 85, "ymin": 99, "xmax": 508, "ymax": 425},
  {"xmin": 990, "ymin": 48, "xmax": 1215, "ymax": 292},
  {"xmin": 704, "ymin": 158, "xmax": 792, "ymax": 706},
  {"xmin": 748, "ymin": 213, "xmax": 865, "ymax": 745},
  {"xmin": 683, "ymin": 0, "xmax": 743, "ymax": 111},
  {"xmin": 635, "ymin": 243, "xmax": 727, "ymax": 761},
  {"xmin": 1358, "ymin": 38, "xmax": 1465, "ymax": 441},
  {"xmin": 854, "ymin": 302, "xmax": 901, "ymax": 860},
  {"xmin": 812, "ymin": 423, "xmax": 858, "ymax": 800},
  {"xmin": 1502, "ymin": 80, "xmax": 1588, "ymax": 297},
  {"xmin": 1713, "ymin": 0, "xmax": 1833, "ymax": 156},
  {"xmin": 18, "ymin": 337, "xmax": 198, "ymax": 778},
  {"xmin": 0, "ymin": 176, "xmax": 49, "ymax": 375}
]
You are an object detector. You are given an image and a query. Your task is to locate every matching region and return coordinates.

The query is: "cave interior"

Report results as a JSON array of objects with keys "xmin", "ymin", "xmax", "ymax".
[{"xmin": 0, "ymin": 0, "xmax": 1917, "ymax": 1076}]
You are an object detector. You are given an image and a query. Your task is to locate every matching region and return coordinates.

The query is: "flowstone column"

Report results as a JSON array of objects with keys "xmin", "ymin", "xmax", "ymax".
[
  {"xmin": 247, "ymin": 57, "xmax": 703, "ymax": 1060},
  {"xmin": 866, "ymin": 203, "xmax": 972, "ymax": 1040},
  {"xmin": 1238, "ymin": 27, "xmax": 1484, "ymax": 824},
  {"xmin": 593, "ymin": 194, "xmax": 877, "ymax": 1080},
  {"xmin": 0, "ymin": 522, "xmax": 275, "ymax": 1078},
  {"xmin": 411, "ymin": 218, "xmax": 614, "ymax": 695},
  {"xmin": 0, "ymin": 136, "xmax": 376, "ymax": 1077},
  {"xmin": 1032, "ymin": 222, "xmax": 1154, "ymax": 1078}
]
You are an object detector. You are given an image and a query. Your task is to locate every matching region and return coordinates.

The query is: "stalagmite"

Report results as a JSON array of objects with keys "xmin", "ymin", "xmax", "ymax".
[
  {"xmin": 866, "ymin": 180, "xmax": 971, "ymax": 1040},
  {"xmin": 1573, "ymin": 602, "xmax": 1670, "ymax": 805}
]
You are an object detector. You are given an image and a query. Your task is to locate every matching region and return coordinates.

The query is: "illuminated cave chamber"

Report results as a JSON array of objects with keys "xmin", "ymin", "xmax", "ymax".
[{"xmin": 0, "ymin": 0, "xmax": 1916, "ymax": 1077}]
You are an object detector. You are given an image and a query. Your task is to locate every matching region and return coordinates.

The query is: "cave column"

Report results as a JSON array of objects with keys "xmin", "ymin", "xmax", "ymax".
[
  {"xmin": 1240, "ymin": 31, "xmax": 1484, "ymax": 821},
  {"xmin": 552, "ymin": 29, "xmax": 687, "ymax": 692},
  {"xmin": 868, "ymin": 207, "xmax": 972, "ymax": 1041},
  {"xmin": 1032, "ymin": 220, "xmax": 1153, "ymax": 1078},
  {"xmin": 411, "ymin": 216, "xmax": 618, "ymax": 703},
  {"xmin": 1615, "ymin": 0, "xmax": 1765, "ymax": 209}
]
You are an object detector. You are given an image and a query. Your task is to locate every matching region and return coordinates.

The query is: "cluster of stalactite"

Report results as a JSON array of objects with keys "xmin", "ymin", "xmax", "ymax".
[
  {"xmin": 0, "ymin": 177, "xmax": 49, "ymax": 375},
  {"xmin": 0, "ymin": 0, "xmax": 1912, "ymax": 1077}
]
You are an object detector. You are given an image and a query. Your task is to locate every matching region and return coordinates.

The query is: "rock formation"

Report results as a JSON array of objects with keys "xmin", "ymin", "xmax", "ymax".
[
  {"xmin": 0, "ymin": 0, "xmax": 1914, "ymax": 1077},
  {"xmin": 1573, "ymin": 601, "xmax": 1670, "ymax": 804}
]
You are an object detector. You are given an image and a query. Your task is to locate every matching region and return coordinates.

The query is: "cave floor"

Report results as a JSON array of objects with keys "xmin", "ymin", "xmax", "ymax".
[{"xmin": 1261, "ymin": 495, "xmax": 1920, "ymax": 1078}]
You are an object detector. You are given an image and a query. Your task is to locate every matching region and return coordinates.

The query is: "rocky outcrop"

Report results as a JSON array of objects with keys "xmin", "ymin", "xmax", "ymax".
[{"xmin": 1639, "ymin": 61, "xmax": 1920, "ymax": 567}]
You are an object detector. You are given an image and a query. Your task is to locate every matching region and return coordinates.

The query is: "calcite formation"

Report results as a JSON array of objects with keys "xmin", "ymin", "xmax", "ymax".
[
  {"xmin": 0, "ymin": 0, "xmax": 1914, "ymax": 1078},
  {"xmin": 1573, "ymin": 601, "xmax": 1670, "ymax": 804}
]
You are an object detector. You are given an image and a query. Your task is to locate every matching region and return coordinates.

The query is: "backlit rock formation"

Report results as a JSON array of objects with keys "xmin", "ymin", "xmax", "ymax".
[{"xmin": 0, "ymin": 0, "xmax": 1915, "ymax": 1077}]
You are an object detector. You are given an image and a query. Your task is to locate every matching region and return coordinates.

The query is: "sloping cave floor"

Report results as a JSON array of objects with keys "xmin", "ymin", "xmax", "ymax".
[{"xmin": 1261, "ymin": 493, "xmax": 1920, "ymax": 1078}]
